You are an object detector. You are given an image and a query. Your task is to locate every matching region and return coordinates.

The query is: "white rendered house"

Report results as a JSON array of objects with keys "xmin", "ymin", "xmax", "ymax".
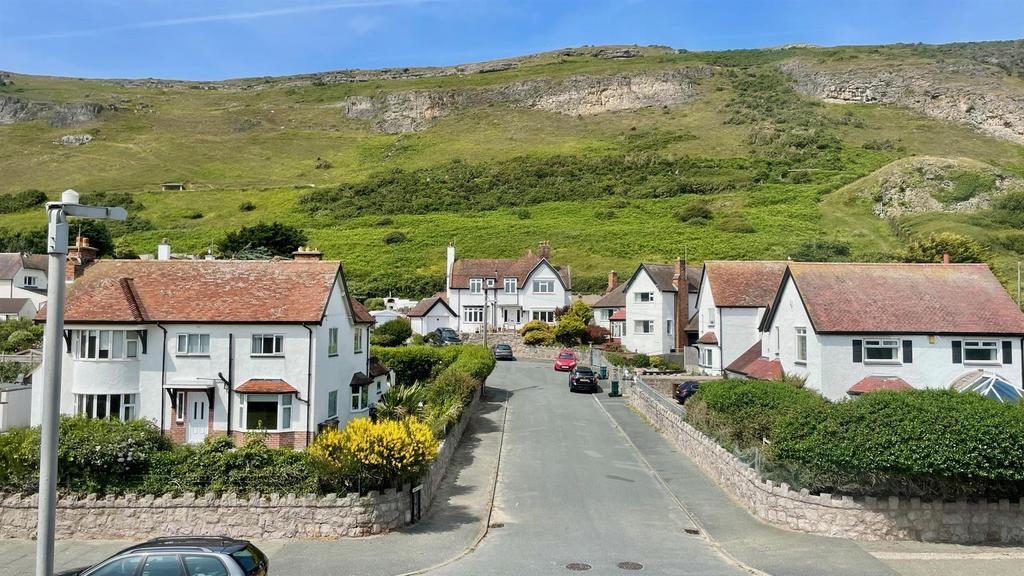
[
  {"xmin": 693, "ymin": 261, "xmax": 788, "ymax": 376},
  {"xmin": 445, "ymin": 241, "xmax": 572, "ymax": 332},
  {"xmin": 31, "ymin": 245, "xmax": 388, "ymax": 448},
  {"xmin": 619, "ymin": 260, "xmax": 699, "ymax": 356},
  {"xmin": 0, "ymin": 252, "xmax": 49, "ymax": 311},
  {"xmin": 754, "ymin": 262, "xmax": 1024, "ymax": 400},
  {"xmin": 407, "ymin": 293, "xmax": 457, "ymax": 335}
]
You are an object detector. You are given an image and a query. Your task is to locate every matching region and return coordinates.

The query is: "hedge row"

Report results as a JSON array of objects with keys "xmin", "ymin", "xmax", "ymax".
[
  {"xmin": 685, "ymin": 381, "xmax": 1024, "ymax": 498},
  {"xmin": 373, "ymin": 345, "xmax": 462, "ymax": 387}
]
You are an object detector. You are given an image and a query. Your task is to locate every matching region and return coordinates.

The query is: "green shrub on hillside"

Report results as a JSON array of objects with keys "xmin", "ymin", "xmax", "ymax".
[
  {"xmin": 901, "ymin": 232, "xmax": 986, "ymax": 263},
  {"xmin": 933, "ymin": 170, "xmax": 997, "ymax": 204},
  {"xmin": 217, "ymin": 222, "xmax": 308, "ymax": 258},
  {"xmin": 239, "ymin": 201, "xmax": 256, "ymax": 212},
  {"xmin": 789, "ymin": 239, "xmax": 852, "ymax": 262},
  {"xmin": 0, "ymin": 189, "xmax": 46, "ymax": 214},
  {"xmin": 716, "ymin": 215, "xmax": 755, "ymax": 234},
  {"xmin": 383, "ymin": 231, "xmax": 407, "ymax": 244},
  {"xmin": 675, "ymin": 200, "xmax": 712, "ymax": 223}
]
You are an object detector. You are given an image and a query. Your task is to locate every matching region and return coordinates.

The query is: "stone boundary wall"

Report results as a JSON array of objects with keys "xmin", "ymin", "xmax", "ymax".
[
  {"xmin": 0, "ymin": 390, "xmax": 482, "ymax": 540},
  {"xmin": 461, "ymin": 331, "xmax": 586, "ymax": 360},
  {"xmin": 627, "ymin": 379, "xmax": 1024, "ymax": 544}
]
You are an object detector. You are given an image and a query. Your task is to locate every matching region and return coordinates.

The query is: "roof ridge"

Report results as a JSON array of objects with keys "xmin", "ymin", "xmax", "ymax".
[{"xmin": 117, "ymin": 277, "xmax": 148, "ymax": 322}]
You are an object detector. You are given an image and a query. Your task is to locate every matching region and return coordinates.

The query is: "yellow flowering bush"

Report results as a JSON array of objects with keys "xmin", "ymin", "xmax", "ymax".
[{"xmin": 308, "ymin": 416, "xmax": 439, "ymax": 488}]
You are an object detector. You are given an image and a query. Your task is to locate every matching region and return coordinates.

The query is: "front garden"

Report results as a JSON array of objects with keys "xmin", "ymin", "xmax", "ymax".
[
  {"xmin": 0, "ymin": 344, "xmax": 495, "ymax": 497},
  {"xmin": 684, "ymin": 379, "xmax": 1024, "ymax": 499}
]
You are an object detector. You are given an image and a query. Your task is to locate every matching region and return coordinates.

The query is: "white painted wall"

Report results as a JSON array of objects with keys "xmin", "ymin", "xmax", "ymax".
[
  {"xmin": 763, "ymin": 277, "xmax": 1024, "ymax": 400},
  {"xmin": 693, "ymin": 276, "xmax": 766, "ymax": 376},
  {"xmin": 593, "ymin": 307, "xmax": 621, "ymax": 331},
  {"xmin": 410, "ymin": 303, "xmax": 455, "ymax": 335},
  {"xmin": 448, "ymin": 260, "xmax": 570, "ymax": 332},
  {"xmin": 0, "ymin": 267, "xmax": 48, "ymax": 310},
  {"xmin": 694, "ymin": 277, "xmax": 721, "ymax": 374},
  {"xmin": 0, "ymin": 386, "xmax": 31, "ymax": 431},
  {"xmin": 622, "ymin": 270, "xmax": 674, "ymax": 355}
]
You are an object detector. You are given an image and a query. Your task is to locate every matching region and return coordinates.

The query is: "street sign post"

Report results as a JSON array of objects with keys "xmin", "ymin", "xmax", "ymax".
[{"xmin": 36, "ymin": 189, "xmax": 126, "ymax": 576}]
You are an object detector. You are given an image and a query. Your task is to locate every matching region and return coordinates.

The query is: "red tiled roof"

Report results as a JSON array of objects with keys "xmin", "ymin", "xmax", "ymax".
[
  {"xmin": 236, "ymin": 378, "xmax": 299, "ymax": 394},
  {"xmin": 369, "ymin": 356, "xmax": 391, "ymax": 378},
  {"xmin": 609, "ymin": 309, "xmax": 626, "ymax": 321},
  {"xmin": 50, "ymin": 260, "xmax": 343, "ymax": 324},
  {"xmin": 350, "ymin": 372, "xmax": 373, "ymax": 388},
  {"xmin": 725, "ymin": 341, "xmax": 783, "ymax": 380},
  {"xmin": 786, "ymin": 263, "xmax": 1024, "ymax": 335},
  {"xmin": 848, "ymin": 376, "xmax": 912, "ymax": 395},
  {"xmin": 705, "ymin": 261, "xmax": 789, "ymax": 308},
  {"xmin": 450, "ymin": 249, "xmax": 569, "ymax": 290},
  {"xmin": 697, "ymin": 331, "xmax": 718, "ymax": 344},
  {"xmin": 407, "ymin": 293, "xmax": 456, "ymax": 318},
  {"xmin": 349, "ymin": 297, "xmax": 375, "ymax": 324}
]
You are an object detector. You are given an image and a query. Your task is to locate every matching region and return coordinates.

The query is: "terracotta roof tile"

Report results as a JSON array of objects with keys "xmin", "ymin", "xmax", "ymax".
[
  {"xmin": 407, "ymin": 293, "xmax": 455, "ymax": 318},
  {"xmin": 787, "ymin": 263, "xmax": 1024, "ymax": 334},
  {"xmin": 55, "ymin": 260, "xmax": 341, "ymax": 323},
  {"xmin": 349, "ymin": 297, "xmax": 375, "ymax": 324},
  {"xmin": 848, "ymin": 376, "xmax": 912, "ymax": 395},
  {"xmin": 724, "ymin": 341, "xmax": 783, "ymax": 380},
  {"xmin": 705, "ymin": 261, "xmax": 789, "ymax": 307},
  {"xmin": 236, "ymin": 378, "xmax": 299, "ymax": 394},
  {"xmin": 350, "ymin": 372, "xmax": 373, "ymax": 388},
  {"xmin": 697, "ymin": 331, "xmax": 718, "ymax": 344},
  {"xmin": 450, "ymin": 248, "xmax": 569, "ymax": 290},
  {"xmin": 369, "ymin": 356, "xmax": 391, "ymax": 378},
  {"xmin": 609, "ymin": 309, "xmax": 626, "ymax": 321}
]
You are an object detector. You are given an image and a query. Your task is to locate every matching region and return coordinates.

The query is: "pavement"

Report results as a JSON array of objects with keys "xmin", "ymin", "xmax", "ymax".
[{"xmin": 5, "ymin": 360, "xmax": 1024, "ymax": 575}]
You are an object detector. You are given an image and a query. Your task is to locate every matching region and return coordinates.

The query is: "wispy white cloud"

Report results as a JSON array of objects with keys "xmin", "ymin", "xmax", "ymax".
[{"xmin": 7, "ymin": 0, "xmax": 439, "ymax": 41}]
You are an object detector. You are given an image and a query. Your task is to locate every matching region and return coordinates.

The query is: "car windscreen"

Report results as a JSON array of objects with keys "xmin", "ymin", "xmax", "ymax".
[
  {"xmin": 558, "ymin": 353, "xmax": 574, "ymax": 359},
  {"xmin": 576, "ymin": 368, "xmax": 594, "ymax": 375}
]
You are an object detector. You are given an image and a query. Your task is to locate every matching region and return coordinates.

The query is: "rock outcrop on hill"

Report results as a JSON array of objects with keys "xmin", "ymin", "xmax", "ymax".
[
  {"xmin": 341, "ymin": 67, "xmax": 712, "ymax": 133},
  {"xmin": 780, "ymin": 59, "xmax": 1024, "ymax": 145},
  {"xmin": 0, "ymin": 95, "xmax": 103, "ymax": 127}
]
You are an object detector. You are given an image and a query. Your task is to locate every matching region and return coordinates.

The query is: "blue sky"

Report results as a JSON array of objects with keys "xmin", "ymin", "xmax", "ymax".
[{"xmin": 2, "ymin": 0, "xmax": 1023, "ymax": 79}]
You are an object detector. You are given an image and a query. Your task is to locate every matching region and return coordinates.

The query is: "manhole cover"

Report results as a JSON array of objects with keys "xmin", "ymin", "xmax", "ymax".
[
  {"xmin": 566, "ymin": 563, "xmax": 592, "ymax": 571},
  {"xmin": 488, "ymin": 522, "xmax": 505, "ymax": 528},
  {"xmin": 684, "ymin": 527, "xmax": 700, "ymax": 535},
  {"xmin": 617, "ymin": 561, "xmax": 644, "ymax": 570}
]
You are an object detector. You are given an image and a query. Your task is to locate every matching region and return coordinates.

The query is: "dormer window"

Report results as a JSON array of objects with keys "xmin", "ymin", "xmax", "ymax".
[
  {"xmin": 470, "ymin": 278, "xmax": 483, "ymax": 294},
  {"xmin": 486, "ymin": 278, "xmax": 495, "ymax": 288},
  {"xmin": 23, "ymin": 276, "xmax": 37, "ymax": 288}
]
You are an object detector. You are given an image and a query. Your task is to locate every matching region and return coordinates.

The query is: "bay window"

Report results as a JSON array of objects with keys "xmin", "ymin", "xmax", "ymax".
[
  {"xmin": 76, "ymin": 393, "xmax": 137, "ymax": 420},
  {"xmin": 531, "ymin": 310, "xmax": 554, "ymax": 323},
  {"xmin": 351, "ymin": 384, "xmax": 370, "ymax": 411},
  {"xmin": 238, "ymin": 393, "xmax": 294, "ymax": 431},
  {"xmin": 464, "ymin": 307, "xmax": 484, "ymax": 323},
  {"xmin": 76, "ymin": 330, "xmax": 140, "ymax": 360}
]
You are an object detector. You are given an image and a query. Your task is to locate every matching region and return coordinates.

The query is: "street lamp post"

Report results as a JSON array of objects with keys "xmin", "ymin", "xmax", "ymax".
[{"xmin": 36, "ymin": 190, "xmax": 126, "ymax": 576}]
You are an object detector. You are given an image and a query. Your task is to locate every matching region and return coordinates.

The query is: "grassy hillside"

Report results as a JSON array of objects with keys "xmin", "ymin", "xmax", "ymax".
[{"xmin": 2, "ymin": 41, "xmax": 1024, "ymax": 297}]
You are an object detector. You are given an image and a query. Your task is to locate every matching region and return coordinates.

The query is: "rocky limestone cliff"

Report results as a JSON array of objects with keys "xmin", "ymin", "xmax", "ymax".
[
  {"xmin": 780, "ymin": 59, "xmax": 1024, "ymax": 145},
  {"xmin": 341, "ymin": 67, "xmax": 712, "ymax": 133},
  {"xmin": 0, "ymin": 95, "xmax": 103, "ymax": 127}
]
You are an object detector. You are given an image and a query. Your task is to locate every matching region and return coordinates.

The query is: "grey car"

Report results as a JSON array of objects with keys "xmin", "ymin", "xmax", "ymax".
[
  {"xmin": 492, "ymin": 343, "xmax": 515, "ymax": 360},
  {"xmin": 56, "ymin": 536, "xmax": 269, "ymax": 576}
]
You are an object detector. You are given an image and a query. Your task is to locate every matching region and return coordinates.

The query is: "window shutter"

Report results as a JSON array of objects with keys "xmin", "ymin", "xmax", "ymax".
[
  {"xmin": 1002, "ymin": 340, "xmax": 1013, "ymax": 364},
  {"xmin": 902, "ymin": 340, "xmax": 913, "ymax": 363},
  {"xmin": 852, "ymin": 339, "xmax": 862, "ymax": 363},
  {"xmin": 952, "ymin": 340, "xmax": 962, "ymax": 364}
]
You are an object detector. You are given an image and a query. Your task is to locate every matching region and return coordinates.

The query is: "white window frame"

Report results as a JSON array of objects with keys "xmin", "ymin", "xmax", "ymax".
[
  {"xmin": 701, "ymin": 347, "xmax": 713, "ymax": 367},
  {"xmin": 634, "ymin": 292, "xmax": 654, "ymax": 303},
  {"xmin": 864, "ymin": 338, "xmax": 900, "ymax": 364},
  {"xmin": 666, "ymin": 319, "xmax": 673, "ymax": 335},
  {"xmin": 532, "ymin": 279, "xmax": 555, "ymax": 294},
  {"xmin": 238, "ymin": 393, "xmax": 293, "ymax": 432},
  {"xmin": 75, "ymin": 393, "xmax": 137, "ymax": 421},
  {"xmin": 354, "ymin": 328, "xmax": 364, "ymax": 353},
  {"xmin": 486, "ymin": 278, "xmax": 495, "ymax": 288},
  {"xmin": 706, "ymin": 308, "xmax": 715, "ymax": 328},
  {"xmin": 795, "ymin": 327, "xmax": 807, "ymax": 364},
  {"xmin": 531, "ymin": 310, "xmax": 554, "ymax": 323},
  {"xmin": 327, "ymin": 390, "xmax": 338, "ymax": 418},
  {"xmin": 634, "ymin": 320, "xmax": 654, "ymax": 334},
  {"xmin": 76, "ymin": 329, "xmax": 140, "ymax": 360},
  {"xmin": 611, "ymin": 322, "xmax": 624, "ymax": 338},
  {"xmin": 328, "ymin": 327, "xmax": 338, "ymax": 356},
  {"xmin": 351, "ymin": 384, "xmax": 370, "ymax": 412},
  {"xmin": 464, "ymin": 307, "xmax": 484, "ymax": 323},
  {"xmin": 175, "ymin": 392, "xmax": 185, "ymax": 423},
  {"xmin": 504, "ymin": 277, "xmax": 517, "ymax": 294},
  {"xmin": 964, "ymin": 340, "xmax": 999, "ymax": 364},
  {"xmin": 251, "ymin": 334, "xmax": 283, "ymax": 356},
  {"xmin": 469, "ymin": 278, "xmax": 483, "ymax": 294},
  {"xmin": 176, "ymin": 333, "xmax": 210, "ymax": 357},
  {"xmin": 22, "ymin": 275, "xmax": 37, "ymax": 288}
]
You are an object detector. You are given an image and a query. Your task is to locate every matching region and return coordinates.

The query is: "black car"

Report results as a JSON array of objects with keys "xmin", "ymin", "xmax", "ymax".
[
  {"xmin": 56, "ymin": 536, "xmax": 269, "ymax": 576},
  {"xmin": 433, "ymin": 327, "xmax": 462, "ymax": 346},
  {"xmin": 569, "ymin": 366, "xmax": 598, "ymax": 393},
  {"xmin": 673, "ymin": 381, "xmax": 700, "ymax": 405},
  {"xmin": 492, "ymin": 343, "xmax": 515, "ymax": 360}
]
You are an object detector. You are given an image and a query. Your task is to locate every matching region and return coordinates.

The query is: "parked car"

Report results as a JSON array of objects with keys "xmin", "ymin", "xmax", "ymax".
[
  {"xmin": 492, "ymin": 343, "xmax": 515, "ymax": 360},
  {"xmin": 56, "ymin": 536, "xmax": 269, "ymax": 576},
  {"xmin": 569, "ymin": 366, "xmax": 598, "ymax": 393},
  {"xmin": 673, "ymin": 381, "xmax": 701, "ymax": 405},
  {"xmin": 433, "ymin": 327, "xmax": 462, "ymax": 346},
  {"xmin": 553, "ymin": 349, "xmax": 577, "ymax": 371}
]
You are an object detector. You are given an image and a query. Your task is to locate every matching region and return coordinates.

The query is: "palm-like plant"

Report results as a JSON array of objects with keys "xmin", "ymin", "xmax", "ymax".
[{"xmin": 375, "ymin": 382, "xmax": 426, "ymax": 421}]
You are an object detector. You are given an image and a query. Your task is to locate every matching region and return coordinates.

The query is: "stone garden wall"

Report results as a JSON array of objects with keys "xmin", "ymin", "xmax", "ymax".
[
  {"xmin": 460, "ymin": 331, "xmax": 586, "ymax": 361},
  {"xmin": 0, "ymin": 390, "xmax": 481, "ymax": 540},
  {"xmin": 627, "ymin": 378, "xmax": 1024, "ymax": 544}
]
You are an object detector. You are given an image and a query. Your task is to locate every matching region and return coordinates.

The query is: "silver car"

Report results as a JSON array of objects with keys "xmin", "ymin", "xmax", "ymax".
[{"xmin": 56, "ymin": 536, "xmax": 269, "ymax": 576}]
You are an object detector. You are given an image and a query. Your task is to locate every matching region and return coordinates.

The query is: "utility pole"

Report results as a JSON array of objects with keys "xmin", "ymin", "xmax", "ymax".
[{"xmin": 36, "ymin": 190, "xmax": 126, "ymax": 576}]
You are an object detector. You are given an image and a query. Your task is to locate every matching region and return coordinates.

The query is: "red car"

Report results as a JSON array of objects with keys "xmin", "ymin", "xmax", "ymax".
[{"xmin": 553, "ymin": 349, "xmax": 577, "ymax": 372}]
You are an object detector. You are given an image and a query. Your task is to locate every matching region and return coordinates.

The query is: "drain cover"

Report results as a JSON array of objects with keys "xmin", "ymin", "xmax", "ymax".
[
  {"xmin": 684, "ymin": 527, "xmax": 700, "ymax": 535},
  {"xmin": 617, "ymin": 561, "xmax": 644, "ymax": 570},
  {"xmin": 566, "ymin": 563, "xmax": 592, "ymax": 571},
  {"xmin": 488, "ymin": 522, "xmax": 505, "ymax": 528}
]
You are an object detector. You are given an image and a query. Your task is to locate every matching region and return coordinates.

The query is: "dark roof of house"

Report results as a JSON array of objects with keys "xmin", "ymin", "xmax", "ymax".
[
  {"xmin": 593, "ymin": 281, "xmax": 628, "ymax": 308},
  {"xmin": 349, "ymin": 297, "xmax": 375, "ymax": 324},
  {"xmin": 0, "ymin": 253, "xmax": 47, "ymax": 280},
  {"xmin": 449, "ymin": 249, "xmax": 570, "ymax": 290},
  {"xmin": 623, "ymin": 263, "xmax": 700, "ymax": 294},
  {"xmin": 848, "ymin": 376, "xmax": 912, "ymax": 395},
  {"xmin": 725, "ymin": 341, "xmax": 783, "ymax": 380},
  {"xmin": 350, "ymin": 372, "xmax": 373, "ymax": 388},
  {"xmin": 369, "ymin": 356, "xmax": 390, "ymax": 378},
  {"xmin": 703, "ymin": 261, "xmax": 789, "ymax": 308},
  {"xmin": 777, "ymin": 263, "xmax": 1024, "ymax": 335},
  {"xmin": 49, "ymin": 259, "xmax": 347, "ymax": 324},
  {"xmin": 236, "ymin": 378, "xmax": 299, "ymax": 394},
  {"xmin": 0, "ymin": 298, "xmax": 30, "ymax": 314},
  {"xmin": 407, "ymin": 293, "xmax": 456, "ymax": 318},
  {"xmin": 686, "ymin": 313, "xmax": 698, "ymax": 332},
  {"xmin": 696, "ymin": 331, "xmax": 718, "ymax": 345}
]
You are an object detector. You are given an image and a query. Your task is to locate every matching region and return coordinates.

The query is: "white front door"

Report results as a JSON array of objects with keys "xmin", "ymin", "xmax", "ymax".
[{"xmin": 187, "ymin": 392, "xmax": 209, "ymax": 444}]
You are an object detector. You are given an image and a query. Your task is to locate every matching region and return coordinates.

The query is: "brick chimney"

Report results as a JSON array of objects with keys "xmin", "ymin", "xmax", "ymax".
[
  {"xmin": 66, "ymin": 236, "xmax": 98, "ymax": 281},
  {"xmin": 608, "ymin": 270, "xmax": 619, "ymax": 292},
  {"xmin": 672, "ymin": 256, "xmax": 688, "ymax": 352},
  {"xmin": 538, "ymin": 240, "xmax": 550, "ymax": 260},
  {"xmin": 292, "ymin": 246, "xmax": 323, "ymax": 261}
]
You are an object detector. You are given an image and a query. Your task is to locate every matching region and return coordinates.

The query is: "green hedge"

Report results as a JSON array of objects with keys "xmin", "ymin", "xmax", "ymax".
[
  {"xmin": 769, "ymin": 390, "xmax": 1024, "ymax": 498},
  {"xmin": 373, "ymin": 345, "xmax": 461, "ymax": 387},
  {"xmin": 441, "ymin": 345, "xmax": 496, "ymax": 382}
]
